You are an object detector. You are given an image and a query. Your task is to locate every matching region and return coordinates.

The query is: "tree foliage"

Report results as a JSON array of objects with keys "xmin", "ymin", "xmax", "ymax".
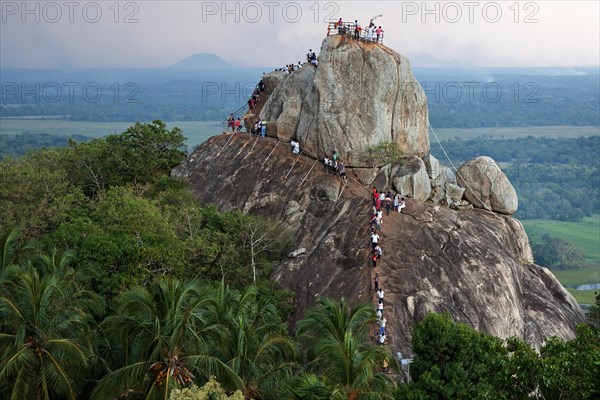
[
  {"xmin": 295, "ymin": 298, "xmax": 396, "ymax": 400},
  {"xmin": 398, "ymin": 313, "xmax": 600, "ymax": 400},
  {"xmin": 361, "ymin": 142, "xmax": 403, "ymax": 167},
  {"xmin": 0, "ymin": 253, "xmax": 104, "ymax": 400},
  {"xmin": 531, "ymin": 234, "xmax": 585, "ymax": 269},
  {"xmin": 430, "ymin": 136, "xmax": 600, "ymax": 222}
]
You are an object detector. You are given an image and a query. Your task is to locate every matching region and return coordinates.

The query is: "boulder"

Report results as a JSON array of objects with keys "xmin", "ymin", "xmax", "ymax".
[
  {"xmin": 261, "ymin": 35, "xmax": 429, "ymax": 166},
  {"xmin": 390, "ymin": 156, "xmax": 431, "ymax": 201},
  {"xmin": 457, "ymin": 156, "xmax": 518, "ymax": 215},
  {"xmin": 433, "ymin": 165, "xmax": 457, "ymax": 187},
  {"xmin": 260, "ymin": 66, "xmax": 317, "ymax": 140},
  {"xmin": 430, "ymin": 185, "xmax": 446, "ymax": 204},
  {"xmin": 423, "ymin": 154, "xmax": 441, "ymax": 179},
  {"xmin": 261, "ymin": 70, "xmax": 286, "ymax": 95},
  {"xmin": 446, "ymin": 183, "xmax": 465, "ymax": 206}
]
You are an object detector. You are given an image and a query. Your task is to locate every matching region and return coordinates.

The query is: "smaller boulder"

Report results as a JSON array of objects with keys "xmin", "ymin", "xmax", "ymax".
[
  {"xmin": 446, "ymin": 183, "xmax": 465, "ymax": 206},
  {"xmin": 262, "ymin": 71, "xmax": 286, "ymax": 94},
  {"xmin": 456, "ymin": 156, "xmax": 518, "ymax": 214},
  {"xmin": 288, "ymin": 248, "xmax": 307, "ymax": 258},
  {"xmin": 391, "ymin": 156, "xmax": 431, "ymax": 202},
  {"xmin": 430, "ymin": 185, "xmax": 446, "ymax": 204},
  {"xmin": 285, "ymin": 200, "xmax": 301, "ymax": 216},
  {"xmin": 423, "ymin": 154, "xmax": 441, "ymax": 179}
]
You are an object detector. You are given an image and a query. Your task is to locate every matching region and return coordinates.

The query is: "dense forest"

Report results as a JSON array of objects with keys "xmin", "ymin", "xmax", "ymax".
[
  {"xmin": 1, "ymin": 122, "xmax": 599, "ymax": 399},
  {"xmin": 3, "ymin": 132, "xmax": 597, "ymax": 222},
  {"xmin": 0, "ymin": 132, "xmax": 90, "ymax": 159},
  {"xmin": 430, "ymin": 136, "xmax": 600, "ymax": 221},
  {"xmin": 1, "ymin": 73, "xmax": 598, "ymax": 128}
]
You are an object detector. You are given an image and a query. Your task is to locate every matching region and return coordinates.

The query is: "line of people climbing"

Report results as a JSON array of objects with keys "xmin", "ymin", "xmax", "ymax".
[
  {"xmin": 273, "ymin": 49, "xmax": 319, "ymax": 75},
  {"xmin": 322, "ymin": 151, "xmax": 347, "ymax": 182},
  {"xmin": 371, "ymin": 187, "xmax": 405, "ymax": 346}
]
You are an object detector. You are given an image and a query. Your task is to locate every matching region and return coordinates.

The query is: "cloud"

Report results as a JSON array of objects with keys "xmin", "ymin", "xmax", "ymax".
[{"xmin": 0, "ymin": 1, "xmax": 598, "ymax": 68}]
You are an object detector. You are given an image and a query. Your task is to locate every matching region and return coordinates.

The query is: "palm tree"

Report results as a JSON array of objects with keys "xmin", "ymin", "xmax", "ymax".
[
  {"xmin": 91, "ymin": 278, "xmax": 243, "ymax": 400},
  {"xmin": 0, "ymin": 226, "xmax": 35, "ymax": 282},
  {"xmin": 214, "ymin": 284, "xmax": 298, "ymax": 399},
  {"xmin": 294, "ymin": 298, "xmax": 395, "ymax": 400},
  {"xmin": 0, "ymin": 266, "xmax": 104, "ymax": 400},
  {"xmin": 0, "ymin": 226, "xmax": 20, "ymax": 272}
]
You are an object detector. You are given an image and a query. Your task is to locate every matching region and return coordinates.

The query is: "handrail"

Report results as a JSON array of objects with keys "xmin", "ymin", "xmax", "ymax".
[
  {"xmin": 326, "ymin": 21, "xmax": 385, "ymax": 44},
  {"xmin": 222, "ymin": 82, "xmax": 262, "ymax": 132}
]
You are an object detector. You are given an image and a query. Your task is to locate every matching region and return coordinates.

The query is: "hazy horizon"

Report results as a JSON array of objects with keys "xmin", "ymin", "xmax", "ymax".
[{"xmin": 1, "ymin": 1, "xmax": 599, "ymax": 69}]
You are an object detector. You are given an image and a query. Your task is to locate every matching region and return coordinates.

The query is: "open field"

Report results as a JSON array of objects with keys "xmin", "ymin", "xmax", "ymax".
[
  {"xmin": 551, "ymin": 267, "xmax": 600, "ymax": 287},
  {"xmin": 0, "ymin": 119, "xmax": 223, "ymax": 150},
  {"xmin": 522, "ymin": 215, "xmax": 600, "ymax": 263},
  {"xmin": 566, "ymin": 289, "xmax": 597, "ymax": 306},
  {"xmin": 432, "ymin": 126, "xmax": 599, "ymax": 141},
  {"xmin": 523, "ymin": 216, "xmax": 600, "ymax": 306},
  {"xmin": 2, "ymin": 121, "xmax": 598, "ymax": 148}
]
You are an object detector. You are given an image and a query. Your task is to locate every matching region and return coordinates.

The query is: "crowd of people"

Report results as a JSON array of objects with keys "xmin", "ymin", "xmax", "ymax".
[
  {"xmin": 370, "ymin": 187, "xmax": 405, "ymax": 345},
  {"xmin": 226, "ymin": 114, "xmax": 243, "ymax": 132},
  {"xmin": 331, "ymin": 17, "xmax": 384, "ymax": 43},
  {"xmin": 322, "ymin": 151, "xmax": 347, "ymax": 182},
  {"xmin": 273, "ymin": 49, "xmax": 319, "ymax": 75}
]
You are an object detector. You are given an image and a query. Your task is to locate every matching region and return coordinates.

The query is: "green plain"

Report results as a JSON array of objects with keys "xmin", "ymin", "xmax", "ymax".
[
  {"xmin": 433, "ymin": 126, "xmax": 599, "ymax": 140},
  {"xmin": 566, "ymin": 289, "xmax": 597, "ymax": 306},
  {"xmin": 522, "ymin": 215, "xmax": 600, "ymax": 263},
  {"xmin": 522, "ymin": 215, "xmax": 600, "ymax": 305},
  {"xmin": 551, "ymin": 267, "xmax": 600, "ymax": 287}
]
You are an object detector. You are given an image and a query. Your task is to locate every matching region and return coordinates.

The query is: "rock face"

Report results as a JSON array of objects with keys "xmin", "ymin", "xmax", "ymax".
[
  {"xmin": 260, "ymin": 66, "xmax": 317, "ymax": 141},
  {"xmin": 389, "ymin": 157, "xmax": 431, "ymax": 201},
  {"xmin": 173, "ymin": 133, "xmax": 586, "ymax": 356},
  {"xmin": 172, "ymin": 35, "xmax": 582, "ymax": 359},
  {"xmin": 260, "ymin": 35, "xmax": 430, "ymax": 166},
  {"xmin": 457, "ymin": 156, "xmax": 518, "ymax": 215},
  {"xmin": 261, "ymin": 71, "xmax": 286, "ymax": 95}
]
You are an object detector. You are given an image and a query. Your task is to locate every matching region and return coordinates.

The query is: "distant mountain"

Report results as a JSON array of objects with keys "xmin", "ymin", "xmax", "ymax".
[{"xmin": 170, "ymin": 53, "xmax": 231, "ymax": 70}]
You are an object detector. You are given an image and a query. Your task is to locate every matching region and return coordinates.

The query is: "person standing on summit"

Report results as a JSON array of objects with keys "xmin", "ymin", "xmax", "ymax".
[{"xmin": 354, "ymin": 20, "xmax": 361, "ymax": 39}]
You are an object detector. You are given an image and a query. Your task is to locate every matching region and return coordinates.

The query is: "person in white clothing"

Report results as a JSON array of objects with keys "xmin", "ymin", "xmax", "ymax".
[
  {"xmin": 377, "ymin": 288, "xmax": 384, "ymax": 300},
  {"xmin": 290, "ymin": 139, "xmax": 300, "ymax": 155},
  {"xmin": 371, "ymin": 232, "xmax": 379, "ymax": 249},
  {"xmin": 398, "ymin": 197, "xmax": 406, "ymax": 213},
  {"xmin": 379, "ymin": 318, "xmax": 387, "ymax": 335}
]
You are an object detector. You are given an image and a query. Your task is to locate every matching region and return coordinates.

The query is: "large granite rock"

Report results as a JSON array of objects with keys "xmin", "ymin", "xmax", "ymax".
[
  {"xmin": 260, "ymin": 35, "xmax": 430, "ymax": 166},
  {"xmin": 261, "ymin": 71, "xmax": 286, "ymax": 95},
  {"xmin": 457, "ymin": 156, "xmax": 518, "ymax": 215},
  {"xmin": 260, "ymin": 65, "xmax": 317, "ymax": 141},
  {"xmin": 173, "ymin": 134, "xmax": 585, "ymax": 357}
]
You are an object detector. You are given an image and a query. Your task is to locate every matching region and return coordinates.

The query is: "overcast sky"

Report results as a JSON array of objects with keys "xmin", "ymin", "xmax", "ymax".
[{"xmin": 1, "ymin": 0, "xmax": 598, "ymax": 69}]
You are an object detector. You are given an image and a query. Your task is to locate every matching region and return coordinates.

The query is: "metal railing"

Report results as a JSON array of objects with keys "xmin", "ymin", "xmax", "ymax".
[
  {"xmin": 326, "ymin": 21, "xmax": 385, "ymax": 44},
  {"xmin": 222, "ymin": 82, "xmax": 262, "ymax": 132}
]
